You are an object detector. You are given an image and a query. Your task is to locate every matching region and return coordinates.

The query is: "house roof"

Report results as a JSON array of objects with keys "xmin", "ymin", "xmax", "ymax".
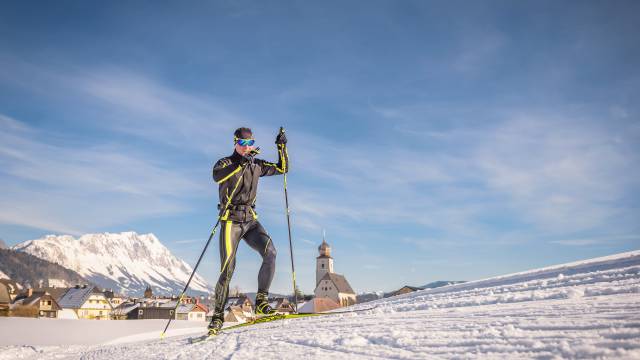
[
  {"xmin": 176, "ymin": 303, "xmax": 194, "ymax": 314},
  {"xmin": 12, "ymin": 291, "xmax": 61, "ymax": 310},
  {"xmin": 298, "ymin": 297, "xmax": 341, "ymax": 313},
  {"xmin": 319, "ymin": 273, "xmax": 355, "ymax": 294},
  {"xmin": 112, "ymin": 302, "xmax": 140, "ymax": 315},
  {"xmin": 14, "ymin": 291, "xmax": 48, "ymax": 306},
  {"xmin": 144, "ymin": 300, "xmax": 176, "ymax": 308},
  {"xmin": 177, "ymin": 303, "xmax": 207, "ymax": 314},
  {"xmin": 58, "ymin": 286, "xmax": 99, "ymax": 309},
  {"xmin": 399, "ymin": 285, "xmax": 423, "ymax": 292},
  {"xmin": 32, "ymin": 287, "xmax": 70, "ymax": 302}
]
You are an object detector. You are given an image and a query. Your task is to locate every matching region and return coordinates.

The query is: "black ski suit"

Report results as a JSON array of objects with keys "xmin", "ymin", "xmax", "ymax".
[{"xmin": 210, "ymin": 144, "xmax": 288, "ymax": 317}]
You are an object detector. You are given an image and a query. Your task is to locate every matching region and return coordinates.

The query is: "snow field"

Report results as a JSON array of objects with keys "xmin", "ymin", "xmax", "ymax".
[{"xmin": 1, "ymin": 250, "xmax": 639, "ymax": 359}]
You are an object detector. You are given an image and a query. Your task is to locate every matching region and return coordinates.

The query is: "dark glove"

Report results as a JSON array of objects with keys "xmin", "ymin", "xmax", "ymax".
[
  {"xmin": 242, "ymin": 147, "xmax": 261, "ymax": 165},
  {"xmin": 275, "ymin": 127, "xmax": 287, "ymax": 145}
]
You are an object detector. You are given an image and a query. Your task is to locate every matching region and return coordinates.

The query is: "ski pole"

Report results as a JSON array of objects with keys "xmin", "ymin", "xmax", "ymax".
[
  {"xmin": 160, "ymin": 161, "xmax": 250, "ymax": 339},
  {"xmin": 279, "ymin": 127, "xmax": 298, "ymax": 313}
]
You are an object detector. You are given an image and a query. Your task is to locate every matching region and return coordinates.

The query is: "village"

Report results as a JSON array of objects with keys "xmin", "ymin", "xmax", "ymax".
[{"xmin": 0, "ymin": 239, "xmax": 420, "ymax": 323}]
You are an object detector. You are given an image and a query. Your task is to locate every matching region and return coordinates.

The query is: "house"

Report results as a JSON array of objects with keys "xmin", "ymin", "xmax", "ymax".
[
  {"xmin": 45, "ymin": 278, "xmax": 68, "ymax": 288},
  {"xmin": 269, "ymin": 297, "xmax": 295, "ymax": 314},
  {"xmin": 11, "ymin": 289, "xmax": 61, "ymax": 318},
  {"xmin": 176, "ymin": 302, "xmax": 208, "ymax": 321},
  {"xmin": 135, "ymin": 299, "xmax": 175, "ymax": 320},
  {"xmin": 314, "ymin": 237, "xmax": 357, "ymax": 307},
  {"xmin": 104, "ymin": 289, "xmax": 126, "ymax": 308},
  {"xmin": 111, "ymin": 301, "xmax": 140, "ymax": 320},
  {"xmin": 225, "ymin": 295, "xmax": 253, "ymax": 314},
  {"xmin": 204, "ymin": 295, "xmax": 253, "ymax": 323},
  {"xmin": 31, "ymin": 287, "xmax": 71, "ymax": 303},
  {"xmin": 0, "ymin": 279, "xmax": 21, "ymax": 302},
  {"xmin": 222, "ymin": 306, "xmax": 253, "ymax": 323},
  {"xmin": 0, "ymin": 282, "xmax": 10, "ymax": 316},
  {"xmin": 385, "ymin": 285, "xmax": 424, "ymax": 298},
  {"xmin": 57, "ymin": 285, "xmax": 112, "ymax": 320},
  {"xmin": 298, "ymin": 297, "xmax": 341, "ymax": 314}
]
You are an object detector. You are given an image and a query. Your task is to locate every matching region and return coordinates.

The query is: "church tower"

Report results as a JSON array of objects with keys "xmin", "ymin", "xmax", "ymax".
[
  {"xmin": 144, "ymin": 285, "xmax": 153, "ymax": 298},
  {"xmin": 316, "ymin": 230, "xmax": 334, "ymax": 286}
]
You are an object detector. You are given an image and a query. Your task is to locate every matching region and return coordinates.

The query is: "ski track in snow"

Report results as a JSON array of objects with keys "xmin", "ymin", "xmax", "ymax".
[{"xmin": 2, "ymin": 251, "xmax": 639, "ymax": 359}]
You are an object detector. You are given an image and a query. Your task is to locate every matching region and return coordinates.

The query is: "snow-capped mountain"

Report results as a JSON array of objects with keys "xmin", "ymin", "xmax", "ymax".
[{"xmin": 12, "ymin": 232, "xmax": 212, "ymax": 296}]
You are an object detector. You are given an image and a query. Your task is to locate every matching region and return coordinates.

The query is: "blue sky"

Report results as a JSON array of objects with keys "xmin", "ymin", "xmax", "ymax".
[{"xmin": 1, "ymin": 1, "xmax": 639, "ymax": 294}]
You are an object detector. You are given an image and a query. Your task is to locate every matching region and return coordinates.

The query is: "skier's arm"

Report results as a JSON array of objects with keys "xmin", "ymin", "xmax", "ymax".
[
  {"xmin": 212, "ymin": 158, "xmax": 242, "ymax": 183},
  {"xmin": 258, "ymin": 144, "xmax": 289, "ymax": 177}
]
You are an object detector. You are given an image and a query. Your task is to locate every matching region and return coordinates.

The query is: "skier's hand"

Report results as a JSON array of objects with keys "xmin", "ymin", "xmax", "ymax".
[
  {"xmin": 275, "ymin": 128, "xmax": 287, "ymax": 145},
  {"xmin": 242, "ymin": 147, "xmax": 260, "ymax": 165}
]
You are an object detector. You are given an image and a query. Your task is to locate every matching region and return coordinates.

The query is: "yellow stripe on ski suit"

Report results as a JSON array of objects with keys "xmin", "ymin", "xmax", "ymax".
[
  {"xmin": 263, "ymin": 145, "xmax": 288, "ymax": 173},
  {"xmin": 221, "ymin": 220, "xmax": 233, "ymax": 271},
  {"xmin": 217, "ymin": 165, "xmax": 242, "ymax": 184},
  {"xmin": 277, "ymin": 144, "xmax": 287, "ymax": 173}
]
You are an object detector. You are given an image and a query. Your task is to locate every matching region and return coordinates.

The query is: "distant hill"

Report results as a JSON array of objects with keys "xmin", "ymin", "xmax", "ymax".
[
  {"xmin": 0, "ymin": 238, "xmax": 6, "ymax": 249},
  {"xmin": 0, "ymin": 248, "xmax": 91, "ymax": 288}
]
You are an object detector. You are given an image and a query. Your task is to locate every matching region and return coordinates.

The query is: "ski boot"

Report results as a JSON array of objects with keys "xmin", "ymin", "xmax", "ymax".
[
  {"xmin": 254, "ymin": 292, "xmax": 277, "ymax": 316},
  {"xmin": 207, "ymin": 317, "xmax": 223, "ymax": 336}
]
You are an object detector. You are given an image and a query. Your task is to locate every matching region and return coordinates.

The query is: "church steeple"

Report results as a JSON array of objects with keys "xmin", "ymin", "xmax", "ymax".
[
  {"xmin": 316, "ymin": 229, "xmax": 334, "ymax": 285},
  {"xmin": 144, "ymin": 285, "xmax": 153, "ymax": 298},
  {"xmin": 318, "ymin": 229, "xmax": 332, "ymax": 258}
]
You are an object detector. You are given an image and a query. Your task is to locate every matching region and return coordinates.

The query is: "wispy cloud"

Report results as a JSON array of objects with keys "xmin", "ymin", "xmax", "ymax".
[
  {"xmin": 0, "ymin": 58, "xmax": 244, "ymax": 154},
  {"xmin": 0, "ymin": 114, "xmax": 204, "ymax": 234},
  {"xmin": 253, "ymin": 112, "xmax": 640, "ymax": 292},
  {"xmin": 550, "ymin": 234, "xmax": 640, "ymax": 246},
  {"xmin": 173, "ymin": 238, "xmax": 203, "ymax": 245}
]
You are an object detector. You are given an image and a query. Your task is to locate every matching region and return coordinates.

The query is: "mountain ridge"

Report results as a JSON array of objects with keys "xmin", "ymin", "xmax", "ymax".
[
  {"xmin": 0, "ymin": 248, "xmax": 91, "ymax": 288},
  {"xmin": 12, "ymin": 231, "xmax": 212, "ymax": 296}
]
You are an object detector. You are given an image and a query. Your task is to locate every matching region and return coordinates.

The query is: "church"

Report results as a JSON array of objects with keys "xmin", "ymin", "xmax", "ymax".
[{"xmin": 314, "ymin": 236, "xmax": 356, "ymax": 307}]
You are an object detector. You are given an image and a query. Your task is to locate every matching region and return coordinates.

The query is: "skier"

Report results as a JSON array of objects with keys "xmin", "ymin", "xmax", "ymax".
[{"xmin": 207, "ymin": 127, "xmax": 288, "ymax": 335}]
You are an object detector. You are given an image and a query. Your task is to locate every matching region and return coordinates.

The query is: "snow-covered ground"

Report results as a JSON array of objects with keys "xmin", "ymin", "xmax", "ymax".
[{"xmin": 1, "ymin": 250, "xmax": 639, "ymax": 359}]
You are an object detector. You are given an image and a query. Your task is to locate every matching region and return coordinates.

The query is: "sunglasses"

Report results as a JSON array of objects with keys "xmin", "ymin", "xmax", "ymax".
[{"xmin": 236, "ymin": 138, "xmax": 255, "ymax": 146}]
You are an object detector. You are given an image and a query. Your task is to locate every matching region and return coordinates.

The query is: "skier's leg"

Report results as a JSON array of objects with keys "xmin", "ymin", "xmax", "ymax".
[
  {"xmin": 243, "ymin": 220, "xmax": 277, "ymax": 294},
  {"xmin": 243, "ymin": 220, "xmax": 277, "ymax": 314},
  {"xmin": 211, "ymin": 220, "xmax": 242, "ymax": 325}
]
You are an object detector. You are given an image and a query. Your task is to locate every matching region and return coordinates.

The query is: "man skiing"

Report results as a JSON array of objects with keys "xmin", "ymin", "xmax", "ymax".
[{"xmin": 207, "ymin": 127, "xmax": 288, "ymax": 335}]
